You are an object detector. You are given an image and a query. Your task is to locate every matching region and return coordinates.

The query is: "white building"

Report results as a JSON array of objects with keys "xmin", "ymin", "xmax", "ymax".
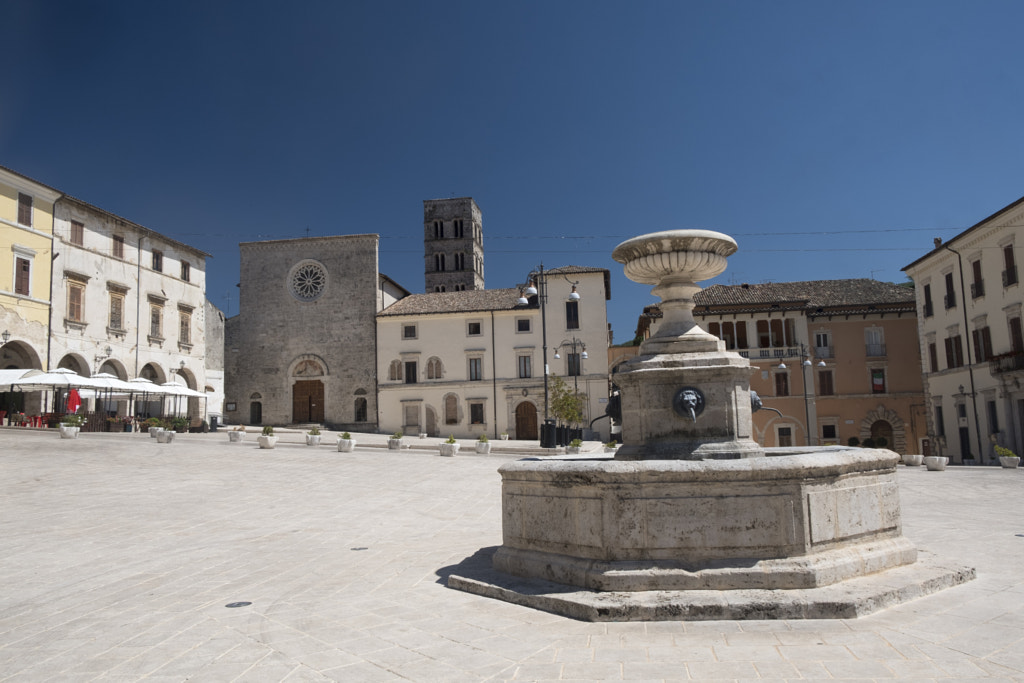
[
  {"xmin": 903, "ymin": 195, "xmax": 1023, "ymax": 464},
  {"xmin": 376, "ymin": 266, "xmax": 612, "ymax": 441},
  {"xmin": 50, "ymin": 195, "xmax": 214, "ymax": 421}
]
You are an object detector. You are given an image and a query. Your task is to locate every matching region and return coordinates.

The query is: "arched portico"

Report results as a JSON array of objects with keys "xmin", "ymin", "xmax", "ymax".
[{"xmin": 57, "ymin": 353, "xmax": 90, "ymax": 376}]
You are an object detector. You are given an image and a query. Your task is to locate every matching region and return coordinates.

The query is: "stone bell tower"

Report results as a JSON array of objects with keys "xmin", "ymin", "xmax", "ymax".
[{"xmin": 424, "ymin": 198, "xmax": 484, "ymax": 293}]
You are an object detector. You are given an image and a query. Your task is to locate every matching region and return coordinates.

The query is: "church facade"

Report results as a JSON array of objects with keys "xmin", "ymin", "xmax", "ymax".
[{"xmin": 223, "ymin": 234, "xmax": 406, "ymax": 430}]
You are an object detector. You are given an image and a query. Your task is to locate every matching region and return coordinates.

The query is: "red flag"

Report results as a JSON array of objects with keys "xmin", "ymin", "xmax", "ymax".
[{"xmin": 67, "ymin": 388, "xmax": 82, "ymax": 414}]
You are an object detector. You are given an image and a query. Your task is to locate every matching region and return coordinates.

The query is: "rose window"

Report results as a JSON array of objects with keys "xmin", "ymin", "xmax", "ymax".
[{"xmin": 289, "ymin": 261, "xmax": 327, "ymax": 302}]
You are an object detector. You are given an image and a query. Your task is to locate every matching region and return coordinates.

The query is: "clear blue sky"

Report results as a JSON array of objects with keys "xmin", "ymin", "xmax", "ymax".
[{"xmin": 5, "ymin": 1, "xmax": 1023, "ymax": 341}]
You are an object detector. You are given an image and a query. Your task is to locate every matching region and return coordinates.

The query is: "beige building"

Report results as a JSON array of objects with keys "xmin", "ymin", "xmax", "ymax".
[
  {"xmin": 903, "ymin": 195, "xmax": 1023, "ymax": 464},
  {"xmin": 50, "ymin": 195, "xmax": 214, "ymax": 419},
  {"xmin": 377, "ymin": 266, "xmax": 612, "ymax": 440},
  {"xmin": 635, "ymin": 279, "xmax": 927, "ymax": 453}
]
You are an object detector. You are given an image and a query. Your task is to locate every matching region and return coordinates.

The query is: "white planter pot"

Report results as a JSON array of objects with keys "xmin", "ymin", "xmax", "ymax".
[
  {"xmin": 305, "ymin": 434, "xmax": 321, "ymax": 447},
  {"xmin": 567, "ymin": 447, "xmax": 581, "ymax": 454},
  {"xmin": 500, "ymin": 434, "xmax": 509, "ymax": 440},
  {"xmin": 439, "ymin": 443, "xmax": 459, "ymax": 457},
  {"xmin": 387, "ymin": 438, "xmax": 402, "ymax": 451},
  {"xmin": 337, "ymin": 439, "xmax": 356, "ymax": 452},
  {"xmin": 923, "ymin": 456, "xmax": 948, "ymax": 471},
  {"xmin": 58, "ymin": 426, "xmax": 79, "ymax": 439},
  {"xmin": 604, "ymin": 447, "xmax": 618, "ymax": 453},
  {"xmin": 475, "ymin": 442, "xmax": 491, "ymax": 454},
  {"xmin": 149, "ymin": 427, "xmax": 164, "ymax": 439},
  {"xmin": 156, "ymin": 430, "xmax": 175, "ymax": 444},
  {"xmin": 228, "ymin": 431, "xmax": 245, "ymax": 443},
  {"xmin": 258, "ymin": 435, "xmax": 278, "ymax": 449},
  {"xmin": 902, "ymin": 453, "xmax": 924, "ymax": 466},
  {"xmin": 1000, "ymin": 456, "xmax": 1020, "ymax": 469},
  {"xmin": 419, "ymin": 433, "xmax": 428, "ymax": 439}
]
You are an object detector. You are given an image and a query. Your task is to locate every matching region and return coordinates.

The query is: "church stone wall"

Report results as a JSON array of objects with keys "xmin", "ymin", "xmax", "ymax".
[{"xmin": 224, "ymin": 234, "xmax": 380, "ymax": 430}]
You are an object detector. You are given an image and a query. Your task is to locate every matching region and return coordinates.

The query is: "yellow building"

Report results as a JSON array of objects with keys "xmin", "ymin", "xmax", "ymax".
[
  {"xmin": 1, "ymin": 166, "xmax": 62, "ymax": 375},
  {"xmin": 634, "ymin": 279, "xmax": 928, "ymax": 454}
]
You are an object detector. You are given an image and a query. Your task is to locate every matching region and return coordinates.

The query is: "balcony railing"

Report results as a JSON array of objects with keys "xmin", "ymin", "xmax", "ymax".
[
  {"xmin": 944, "ymin": 294, "xmax": 956, "ymax": 309},
  {"xmin": 971, "ymin": 281, "xmax": 985, "ymax": 299},
  {"xmin": 923, "ymin": 301, "xmax": 934, "ymax": 317},
  {"xmin": 866, "ymin": 343, "xmax": 887, "ymax": 357},
  {"xmin": 1005, "ymin": 266, "xmax": 1019, "ymax": 287},
  {"xmin": 757, "ymin": 347, "xmax": 801, "ymax": 359},
  {"xmin": 991, "ymin": 350, "xmax": 1024, "ymax": 374},
  {"xmin": 814, "ymin": 345, "xmax": 834, "ymax": 358}
]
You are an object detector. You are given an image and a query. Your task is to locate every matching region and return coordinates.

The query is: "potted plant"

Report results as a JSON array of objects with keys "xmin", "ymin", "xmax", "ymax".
[
  {"xmin": 258, "ymin": 425, "xmax": 277, "ymax": 449},
  {"xmin": 923, "ymin": 455, "xmax": 949, "ymax": 471},
  {"xmin": 306, "ymin": 426, "xmax": 321, "ymax": 447},
  {"xmin": 567, "ymin": 438, "xmax": 583, "ymax": 454},
  {"xmin": 440, "ymin": 434, "xmax": 460, "ymax": 457},
  {"xmin": 475, "ymin": 433, "xmax": 491, "ymax": 454},
  {"xmin": 603, "ymin": 441, "xmax": 618, "ymax": 453},
  {"xmin": 59, "ymin": 414, "xmax": 83, "ymax": 439},
  {"xmin": 147, "ymin": 417, "xmax": 164, "ymax": 438},
  {"xmin": 996, "ymin": 445, "xmax": 1020, "ymax": 469},
  {"xmin": 500, "ymin": 431, "xmax": 509, "ymax": 441},
  {"xmin": 337, "ymin": 431, "xmax": 356, "ymax": 452},
  {"xmin": 171, "ymin": 417, "xmax": 189, "ymax": 433},
  {"xmin": 387, "ymin": 431, "xmax": 403, "ymax": 451},
  {"xmin": 121, "ymin": 416, "xmax": 134, "ymax": 433},
  {"xmin": 229, "ymin": 425, "xmax": 245, "ymax": 442},
  {"xmin": 902, "ymin": 453, "xmax": 924, "ymax": 466}
]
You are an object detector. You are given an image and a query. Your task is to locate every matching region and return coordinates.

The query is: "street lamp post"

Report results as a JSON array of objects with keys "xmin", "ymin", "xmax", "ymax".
[
  {"xmin": 553, "ymin": 337, "xmax": 588, "ymax": 394},
  {"xmin": 778, "ymin": 343, "xmax": 824, "ymax": 446},
  {"xmin": 517, "ymin": 265, "xmax": 581, "ymax": 445}
]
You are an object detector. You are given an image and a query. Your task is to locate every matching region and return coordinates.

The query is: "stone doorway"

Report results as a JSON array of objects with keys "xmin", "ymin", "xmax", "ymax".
[
  {"xmin": 870, "ymin": 420, "xmax": 894, "ymax": 449},
  {"xmin": 425, "ymin": 406, "xmax": 438, "ymax": 437},
  {"xmin": 515, "ymin": 402, "xmax": 537, "ymax": 440},
  {"xmin": 293, "ymin": 380, "xmax": 324, "ymax": 423}
]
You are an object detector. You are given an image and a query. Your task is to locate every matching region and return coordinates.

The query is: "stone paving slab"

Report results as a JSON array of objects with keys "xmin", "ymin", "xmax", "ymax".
[{"xmin": 0, "ymin": 429, "xmax": 1023, "ymax": 681}]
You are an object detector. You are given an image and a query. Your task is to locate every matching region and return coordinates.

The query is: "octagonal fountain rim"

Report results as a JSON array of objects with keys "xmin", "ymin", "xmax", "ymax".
[{"xmin": 506, "ymin": 446, "xmax": 901, "ymax": 481}]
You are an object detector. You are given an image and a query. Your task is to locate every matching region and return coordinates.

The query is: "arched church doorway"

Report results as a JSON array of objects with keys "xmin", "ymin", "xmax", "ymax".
[
  {"xmin": 293, "ymin": 381, "xmax": 324, "ymax": 423},
  {"xmin": 515, "ymin": 401, "xmax": 538, "ymax": 440},
  {"xmin": 291, "ymin": 359, "xmax": 325, "ymax": 424}
]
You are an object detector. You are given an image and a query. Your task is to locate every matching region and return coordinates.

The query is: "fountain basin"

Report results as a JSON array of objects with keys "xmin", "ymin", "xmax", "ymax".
[{"xmin": 494, "ymin": 448, "xmax": 915, "ymax": 591}]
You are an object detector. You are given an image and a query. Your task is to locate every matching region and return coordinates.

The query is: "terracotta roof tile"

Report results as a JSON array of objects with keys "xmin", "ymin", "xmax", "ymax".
[
  {"xmin": 378, "ymin": 288, "xmax": 526, "ymax": 317},
  {"xmin": 693, "ymin": 279, "xmax": 915, "ymax": 310}
]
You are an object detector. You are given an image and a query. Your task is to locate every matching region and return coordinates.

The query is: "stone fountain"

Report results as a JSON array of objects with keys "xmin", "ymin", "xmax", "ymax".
[{"xmin": 448, "ymin": 230, "xmax": 973, "ymax": 620}]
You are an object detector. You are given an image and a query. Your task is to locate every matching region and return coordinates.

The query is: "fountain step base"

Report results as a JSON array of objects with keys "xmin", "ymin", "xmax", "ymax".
[{"xmin": 448, "ymin": 548, "xmax": 975, "ymax": 621}]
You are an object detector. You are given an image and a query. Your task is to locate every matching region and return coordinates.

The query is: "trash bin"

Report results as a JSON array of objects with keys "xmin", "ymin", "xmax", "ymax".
[
  {"xmin": 209, "ymin": 415, "xmax": 219, "ymax": 432},
  {"xmin": 540, "ymin": 419, "xmax": 556, "ymax": 448}
]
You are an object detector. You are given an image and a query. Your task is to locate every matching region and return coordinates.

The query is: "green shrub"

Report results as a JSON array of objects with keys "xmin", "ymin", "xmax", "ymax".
[
  {"xmin": 391, "ymin": 431, "xmax": 402, "ymax": 439},
  {"xmin": 569, "ymin": 438, "xmax": 583, "ymax": 448},
  {"xmin": 446, "ymin": 434, "xmax": 457, "ymax": 444},
  {"xmin": 995, "ymin": 445, "xmax": 1019, "ymax": 459},
  {"xmin": 308, "ymin": 426, "xmax": 320, "ymax": 435},
  {"xmin": 477, "ymin": 433, "xmax": 488, "ymax": 442},
  {"xmin": 262, "ymin": 425, "xmax": 274, "ymax": 436},
  {"xmin": 847, "ymin": 436, "xmax": 860, "ymax": 447},
  {"xmin": 341, "ymin": 432, "xmax": 351, "ymax": 440}
]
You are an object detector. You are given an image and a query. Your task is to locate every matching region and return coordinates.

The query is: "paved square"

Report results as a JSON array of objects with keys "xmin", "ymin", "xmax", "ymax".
[{"xmin": 1, "ymin": 429, "xmax": 1023, "ymax": 681}]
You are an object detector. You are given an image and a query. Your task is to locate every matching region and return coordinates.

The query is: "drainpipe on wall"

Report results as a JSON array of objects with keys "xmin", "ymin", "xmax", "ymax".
[
  {"xmin": 46, "ymin": 199, "xmax": 61, "ymax": 372},
  {"xmin": 944, "ymin": 244, "xmax": 985, "ymax": 462},
  {"xmin": 135, "ymin": 236, "xmax": 143, "ymax": 377},
  {"xmin": 491, "ymin": 310, "xmax": 498, "ymax": 439}
]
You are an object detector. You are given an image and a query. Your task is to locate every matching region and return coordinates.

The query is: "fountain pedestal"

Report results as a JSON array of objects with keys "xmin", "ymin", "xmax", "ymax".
[{"xmin": 611, "ymin": 231, "xmax": 762, "ymax": 460}]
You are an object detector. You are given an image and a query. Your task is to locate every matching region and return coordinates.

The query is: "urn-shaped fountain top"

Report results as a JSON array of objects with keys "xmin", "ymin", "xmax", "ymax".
[{"xmin": 612, "ymin": 229, "xmax": 737, "ymax": 286}]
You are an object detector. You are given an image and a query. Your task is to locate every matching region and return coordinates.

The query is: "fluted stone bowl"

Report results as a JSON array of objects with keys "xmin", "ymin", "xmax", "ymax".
[{"xmin": 612, "ymin": 230, "xmax": 737, "ymax": 285}]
